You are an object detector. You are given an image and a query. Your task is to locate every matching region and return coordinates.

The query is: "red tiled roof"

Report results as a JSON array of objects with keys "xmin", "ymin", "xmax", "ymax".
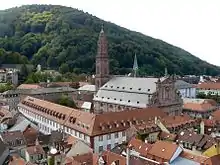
[
  {"xmin": 212, "ymin": 110, "xmax": 220, "ymax": 121},
  {"xmin": 71, "ymin": 152, "xmax": 99, "ymax": 165},
  {"xmin": 8, "ymin": 156, "xmax": 36, "ymax": 165},
  {"xmin": 26, "ymin": 145, "xmax": 45, "ymax": 155},
  {"xmin": 203, "ymin": 154, "xmax": 220, "ymax": 165},
  {"xmin": 128, "ymin": 137, "xmax": 153, "ymax": 157},
  {"xmin": 148, "ymin": 141, "xmax": 179, "ymax": 161},
  {"xmin": 159, "ymin": 132, "xmax": 177, "ymax": 141},
  {"xmin": 19, "ymin": 96, "xmax": 167, "ymax": 136},
  {"xmin": 0, "ymin": 107, "xmax": 12, "ymax": 121},
  {"xmin": 101, "ymin": 150, "xmax": 126, "ymax": 165},
  {"xmin": 180, "ymin": 151, "xmax": 208, "ymax": 163},
  {"xmin": 161, "ymin": 115, "xmax": 196, "ymax": 128},
  {"xmin": 203, "ymin": 119, "xmax": 216, "ymax": 127},
  {"xmin": 197, "ymin": 82, "xmax": 220, "ymax": 90},
  {"xmin": 183, "ymin": 102, "xmax": 215, "ymax": 112}
]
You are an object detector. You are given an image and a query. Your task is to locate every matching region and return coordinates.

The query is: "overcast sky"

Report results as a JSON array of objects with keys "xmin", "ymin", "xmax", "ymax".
[{"xmin": 1, "ymin": 0, "xmax": 220, "ymax": 66}]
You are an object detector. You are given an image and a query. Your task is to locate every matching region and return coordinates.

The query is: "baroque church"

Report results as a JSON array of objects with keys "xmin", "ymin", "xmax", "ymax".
[{"xmin": 91, "ymin": 27, "xmax": 183, "ymax": 116}]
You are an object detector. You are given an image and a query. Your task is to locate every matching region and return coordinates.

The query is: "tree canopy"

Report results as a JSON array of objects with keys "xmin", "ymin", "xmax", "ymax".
[{"xmin": 0, "ymin": 5, "xmax": 219, "ymax": 76}]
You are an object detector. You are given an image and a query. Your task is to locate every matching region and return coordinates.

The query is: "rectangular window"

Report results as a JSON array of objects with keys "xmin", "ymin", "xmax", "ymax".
[
  {"xmin": 99, "ymin": 136, "xmax": 103, "ymax": 141},
  {"xmin": 115, "ymin": 133, "xmax": 119, "ymax": 138},
  {"xmin": 107, "ymin": 144, "xmax": 111, "ymax": 150},
  {"xmin": 122, "ymin": 131, "xmax": 126, "ymax": 137},
  {"xmin": 99, "ymin": 146, "xmax": 103, "ymax": 152},
  {"xmin": 107, "ymin": 134, "xmax": 111, "ymax": 140}
]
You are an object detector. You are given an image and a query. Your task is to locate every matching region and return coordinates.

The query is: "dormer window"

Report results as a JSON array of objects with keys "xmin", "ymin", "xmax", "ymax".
[
  {"xmin": 122, "ymin": 87, "xmax": 125, "ymax": 89},
  {"xmin": 130, "ymin": 88, "xmax": 132, "ymax": 90},
  {"xmin": 138, "ymin": 88, "xmax": 141, "ymax": 90},
  {"xmin": 148, "ymin": 89, "xmax": 150, "ymax": 91},
  {"xmin": 117, "ymin": 87, "xmax": 119, "ymax": 89},
  {"xmin": 107, "ymin": 97, "xmax": 110, "ymax": 99},
  {"xmin": 128, "ymin": 100, "xmax": 131, "ymax": 103},
  {"xmin": 105, "ymin": 85, "xmax": 108, "ymax": 87},
  {"xmin": 120, "ymin": 99, "xmax": 122, "ymax": 101},
  {"xmin": 111, "ymin": 86, "xmax": 113, "ymax": 88},
  {"xmin": 102, "ymin": 97, "xmax": 104, "ymax": 99},
  {"xmin": 137, "ymin": 101, "xmax": 139, "ymax": 104},
  {"xmin": 114, "ymin": 98, "xmax": 116, "ymax": 100}
]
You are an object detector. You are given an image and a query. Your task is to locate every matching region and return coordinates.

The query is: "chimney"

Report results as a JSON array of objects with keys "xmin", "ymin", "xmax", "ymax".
[
  {"xmin": 200, "ymin": 120, "xmax": 204, "ymax": 134},
  {"xmin": 126, "ymin": 147, "xmax": 130, "ymax": 165}
]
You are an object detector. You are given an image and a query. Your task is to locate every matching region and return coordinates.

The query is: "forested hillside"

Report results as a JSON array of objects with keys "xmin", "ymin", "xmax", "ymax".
[{"xmin": 0, "ymin": 5, "xmax": 219, "ymax": 76}]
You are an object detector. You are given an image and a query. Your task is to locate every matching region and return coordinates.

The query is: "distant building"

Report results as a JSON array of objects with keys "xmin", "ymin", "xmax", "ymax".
[
  {"xmin": 197, "ymin": 82, "xmax": 220, "ymax": 95},
  {"xmin": 18, "ymin": 96, "xmax": 167, "ymax": 153},
  {"xmin": 94, "ymin": 76, "xmax": 183, "ymax": 115},
  {"xmin": 0, "ymin": 138, "xmax": 9, "ymax": 165},
  {"xmin": 0, "ymin": 86, "xmax": 76, "ymax": 111},
  {"xmin": 183, "ymin": 100, "xmax": 217, "ymax": 118},
  {"xmin": 175, "ymin": 80, "xmax": 196, "ymax": 98},
  {"xmin": 0, "ymin": 68, "xmax": 18, "ymax": 85}
]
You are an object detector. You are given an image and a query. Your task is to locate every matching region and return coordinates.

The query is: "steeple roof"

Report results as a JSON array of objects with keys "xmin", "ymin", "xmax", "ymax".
[{"xmin": 133, "ymin": 54, "xmax": 138, "ymax": 77}]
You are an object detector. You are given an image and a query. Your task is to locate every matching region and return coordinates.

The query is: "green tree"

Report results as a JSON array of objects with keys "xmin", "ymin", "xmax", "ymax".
[
  {"xmin": 59, "ymin": 63, "xmax": 69, "ymax": 74},
  {"xmin": 57, "ymin": 95, "xmax": 77, "ymax": 108},
  {"xmin": 0, "ymin": 5, "xmax": 219, "ymax": 76}
]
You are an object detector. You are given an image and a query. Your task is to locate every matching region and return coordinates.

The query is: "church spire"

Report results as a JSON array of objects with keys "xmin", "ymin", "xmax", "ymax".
[
  {"xmin": 95, "ymin": 24, "xmax": 109, "ymax": 89},
  {"xmin": 101, "ymin": 23, "xmax": 104, "ymax": 33},
  {"xmin": 164, "ymin": 67, "xmax": 168, "ymax": 77},
  {"xmin": 133, "ymin": 53, "xmax": 138, "ymax": 77}
]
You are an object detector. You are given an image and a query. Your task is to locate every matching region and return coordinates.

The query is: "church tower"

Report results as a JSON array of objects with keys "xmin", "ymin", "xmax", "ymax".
[
  {"xmin": 133, "ymin": 54, "xmax": 138, "ymax": 77},
  {"xmin": 95, "ymin": 25, "xmax": 109, "ymax": 89}
]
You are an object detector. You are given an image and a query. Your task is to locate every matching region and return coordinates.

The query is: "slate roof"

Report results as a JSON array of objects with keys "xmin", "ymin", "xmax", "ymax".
[
  {"xmin": 94, "ymin": 76, "xmax": 167, "ymax": 107},
  {"xmin": 175, "ymin": 80, "xmax": 194, "ymax": 89},
  {"xmin": 100, "ymin": 77, "xmax": 160, "ymax": 94},
  {"xmin": 0, "ymin": 138, "xmax": 8, "ymax": 159},
  {"xmin": 1, "ymin": 130, "xmax": 26, "ymax": 146},
  {"xmin": 148, "ymin": 141, "xmax": 180, "ymax": 162},
  {"xmin": 9, "ymin": 117, "xmax": 38, "ymax": 132}
]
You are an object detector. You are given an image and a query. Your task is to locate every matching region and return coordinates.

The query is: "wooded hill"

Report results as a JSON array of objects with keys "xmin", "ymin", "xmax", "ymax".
[{"xmin": 0, "ymin": 5, "xmax": 219, "ymax": 76}]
